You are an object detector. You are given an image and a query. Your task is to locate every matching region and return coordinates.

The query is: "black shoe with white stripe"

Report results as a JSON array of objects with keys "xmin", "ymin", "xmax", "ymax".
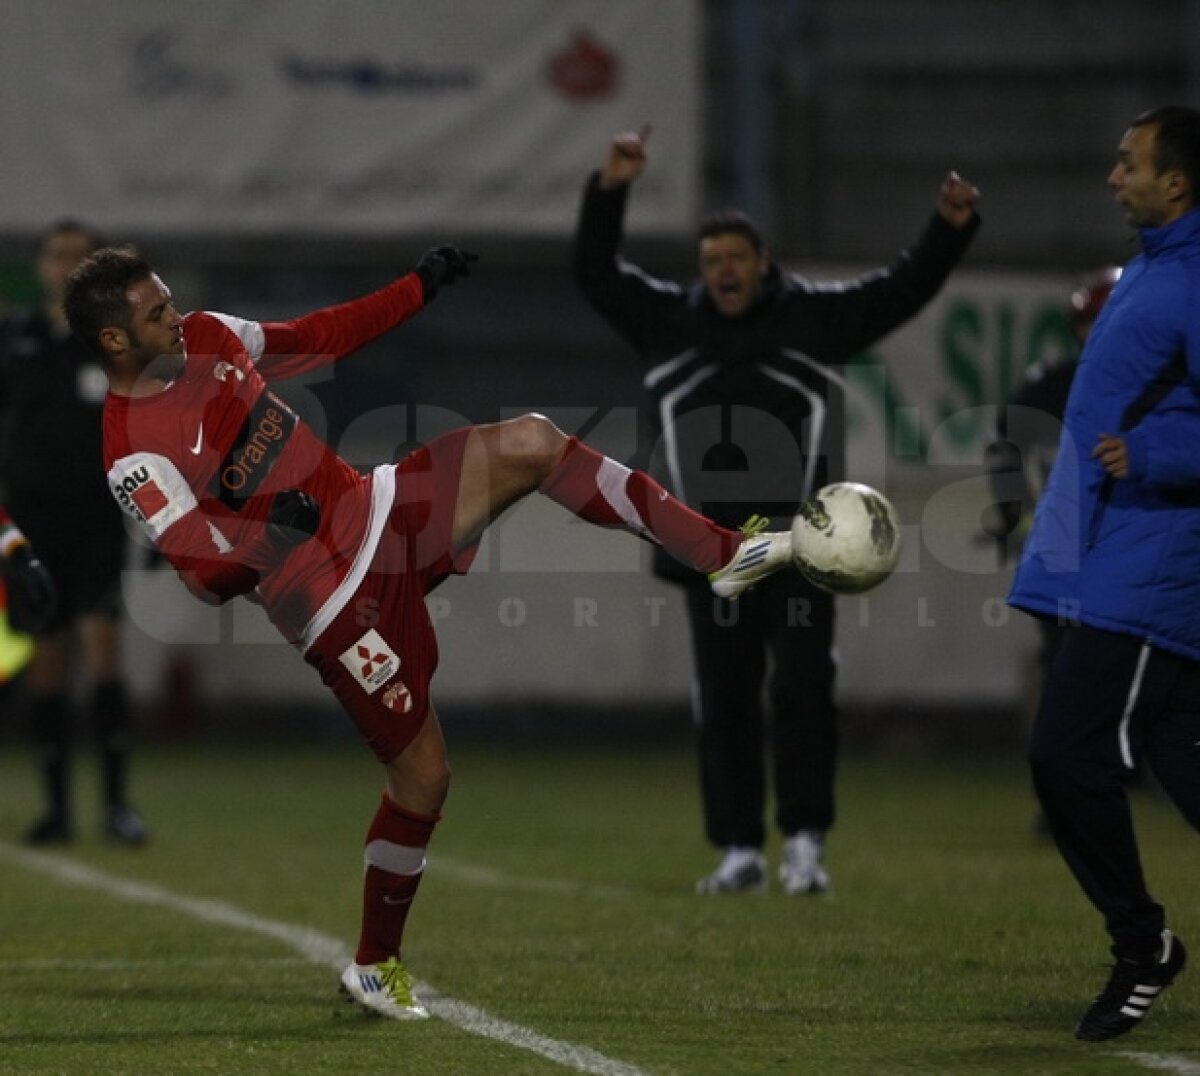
[{"xmin": 1074, "ymin": 930, "xmax": 1187, "ymax": 1041}]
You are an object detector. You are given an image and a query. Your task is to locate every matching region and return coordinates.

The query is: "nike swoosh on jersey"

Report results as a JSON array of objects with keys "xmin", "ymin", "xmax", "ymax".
[{"xmin": 189, "ymin": 426, "xmax": 205, "ymax": 454}]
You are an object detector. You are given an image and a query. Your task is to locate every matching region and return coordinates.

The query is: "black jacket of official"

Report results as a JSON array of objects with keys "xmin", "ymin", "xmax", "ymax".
[
  {"xmin": 573, "ymin": 173, "xmax": 980, "ymax": 577},
  {"xmin": 0, "ymin": 309, "xmax": 113, "ymax": 507}
]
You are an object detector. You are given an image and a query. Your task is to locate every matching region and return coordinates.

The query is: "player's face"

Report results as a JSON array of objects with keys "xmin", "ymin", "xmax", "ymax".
[
  {"xmin": 124, "ymin": 274, "xmax": 184, "ymax": 362},
  {"xmin": 699, "ymin": 233, "xmax": 768, "ymax": 318},
  {"xmin": 1109, "ymin": 123, "xmax": 1181, "ymax": 229}
]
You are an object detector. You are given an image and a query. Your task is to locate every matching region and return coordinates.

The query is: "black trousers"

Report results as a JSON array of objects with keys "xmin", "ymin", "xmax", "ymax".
[
  {"xmin": 682, "ymin": 571, "xmax": 837, "ymax": 850},
  {"xmin": 1029, "ymin": 624, "xmax": 1200, "ymax": 957}
]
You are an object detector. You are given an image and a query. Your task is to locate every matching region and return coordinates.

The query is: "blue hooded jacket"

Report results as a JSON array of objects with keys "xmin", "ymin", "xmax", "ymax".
[{"xmin": 1009, "ymin": 207, "xmax": 1200, "ymax": 661}]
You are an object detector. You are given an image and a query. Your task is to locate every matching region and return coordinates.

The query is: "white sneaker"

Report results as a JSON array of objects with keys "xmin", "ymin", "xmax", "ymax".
[
  {"xmin": 695, "ymin": 847, "xmax": 768, "ymax": 895},
  {"xmin": 339, "ymin": 957, "xmax": 429, "ymax": 1020},
  {"xmin": 709, "ymin": 515, "xmax": 793, "ymax": 600},
  {"xmin": 779, "ymin": 831, "xmax": 831, "ymax": 895}
]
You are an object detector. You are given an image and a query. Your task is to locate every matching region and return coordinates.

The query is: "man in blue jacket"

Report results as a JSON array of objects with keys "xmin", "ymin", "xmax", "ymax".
[{"xmin": 1010, "ymin": 105, "xmax": 1200, "ymax": 1041}]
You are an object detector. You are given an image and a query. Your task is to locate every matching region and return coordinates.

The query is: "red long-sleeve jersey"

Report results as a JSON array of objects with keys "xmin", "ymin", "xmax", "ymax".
[{"xmin": 103, "ymin": 273, "xmax": 425, "ymax": 644}]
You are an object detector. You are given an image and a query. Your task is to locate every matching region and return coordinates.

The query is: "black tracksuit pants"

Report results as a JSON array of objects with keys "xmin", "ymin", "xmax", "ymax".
[
  {"xmin": 683, "ymin": 571, "xmax": 837, "ymax": 850},
  {"xmin": 1029, "ymin": 624, "xmax": 1200, "ymax": 958}
]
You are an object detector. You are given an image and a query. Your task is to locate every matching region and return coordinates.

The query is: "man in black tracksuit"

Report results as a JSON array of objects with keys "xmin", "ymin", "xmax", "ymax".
[{"xmin": 573, "ymin": 126, "xmax": 980, "ymax": 894}]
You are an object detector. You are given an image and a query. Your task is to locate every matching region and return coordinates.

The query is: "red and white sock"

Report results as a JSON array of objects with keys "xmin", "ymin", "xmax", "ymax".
[
  {"xmin": 539, "ymin": 437, "xmax": 739, "ymax": 573},
  {"xmin": 355, "ymin": 794, "xmax": 439, "ymax": 966}
]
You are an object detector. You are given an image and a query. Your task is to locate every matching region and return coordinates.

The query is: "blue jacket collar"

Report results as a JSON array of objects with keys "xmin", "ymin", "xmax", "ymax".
[{"xmin": 1139, "ymin": 206, "xmax": 1200, "ymax": 256}]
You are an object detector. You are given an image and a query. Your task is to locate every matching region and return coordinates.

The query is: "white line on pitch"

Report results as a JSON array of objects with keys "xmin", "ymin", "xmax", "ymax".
[
  {"xmin": 430, "ymin": 853, "xmax": 632, "ymax": 900},
  {"xmin": 1119, "ymin": 1052, "xmax": 1200, "ymax": 1076},
  {"xmin": 0, "ymin": 956, "xmax": 309, "ymax": 970},
  {"xmin": 0, "ymin": 842, "xmax": 651, "ymax": 1076}
]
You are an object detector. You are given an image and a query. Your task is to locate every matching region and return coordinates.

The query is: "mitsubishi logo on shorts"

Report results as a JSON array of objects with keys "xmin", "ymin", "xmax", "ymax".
[
  {"xmin": 338, "ymin": 629, "xmax": 400, "ymax": 695},
  {"xmin": 356, "ymin": 643, "xmax": 388, "ymax": 679}
]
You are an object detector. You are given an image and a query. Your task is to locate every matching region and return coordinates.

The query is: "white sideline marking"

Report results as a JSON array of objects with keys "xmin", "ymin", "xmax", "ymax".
[
  {"xmin": 0, "ymin": 842, "xmax": 650, "ymax": 1076},
  {"xmin": 1119, "ymin": 1052, "xmax": 1200, "ymax": 1076},
  {"xmin": 0, "ymin": 956, "xmax": 308, "ymax": 970},
  {"xmin": 432, "ymin": 853, "xmax": 631, "ymax": 900}
]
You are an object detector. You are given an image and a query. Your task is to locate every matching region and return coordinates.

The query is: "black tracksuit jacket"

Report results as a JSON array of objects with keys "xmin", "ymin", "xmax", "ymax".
[{"xmin": 573, "ymin": 173, "xmax": 979, "ymax": 573}]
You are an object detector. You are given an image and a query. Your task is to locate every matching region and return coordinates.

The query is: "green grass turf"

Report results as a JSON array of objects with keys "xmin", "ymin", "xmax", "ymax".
[{"xmin": 0, "ymin": 736, "xmax": 1195, "ymax": 1075}]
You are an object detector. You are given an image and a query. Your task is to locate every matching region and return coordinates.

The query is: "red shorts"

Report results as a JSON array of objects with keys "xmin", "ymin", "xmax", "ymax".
[{"xmin": 302, "ymin": 428, "xmax": 478, "ymax": 763}]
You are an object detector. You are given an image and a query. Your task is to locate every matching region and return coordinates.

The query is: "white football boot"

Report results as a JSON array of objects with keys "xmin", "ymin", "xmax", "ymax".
[
  {"xmin": 709, "ymin": 515, "xmax": 794, "ymax": 600},
  {"xmin": 339, "ymin": 957, "xmax": 429, "ymax": 1020}
]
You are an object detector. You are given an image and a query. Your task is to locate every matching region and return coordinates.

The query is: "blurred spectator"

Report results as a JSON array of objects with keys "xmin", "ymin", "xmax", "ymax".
[
  {"xmin": 0, "ymin": 220, "xmax": 148, "ymax": 846},
  {"xmin": 984, "ymin": 267, "xmax": 1121, "ymax": 834},
  {"xmin": 985, "ymin": 266, "xmax": 1121, "ymax": 562}
]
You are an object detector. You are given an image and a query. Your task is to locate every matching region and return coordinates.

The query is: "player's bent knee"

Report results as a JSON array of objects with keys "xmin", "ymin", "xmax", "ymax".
[{"xmin": 502, "ymin": 412, "xmax": 568, "ymax": 470}]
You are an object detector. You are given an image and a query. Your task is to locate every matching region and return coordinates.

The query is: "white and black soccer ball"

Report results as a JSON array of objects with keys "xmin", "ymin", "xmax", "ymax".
[{"xmin": 790, "ymin": 482, "xmax": 901, "ymax": 595}]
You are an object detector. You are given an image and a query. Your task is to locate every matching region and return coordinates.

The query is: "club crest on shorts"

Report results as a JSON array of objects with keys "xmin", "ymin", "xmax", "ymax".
[
  {"xmin": 339, "ymin": 629, "xmax": 400, "ymax": 695},
  {"xmin": 381, "ymin": 681, "xmax": 413, "ymax": 714}
]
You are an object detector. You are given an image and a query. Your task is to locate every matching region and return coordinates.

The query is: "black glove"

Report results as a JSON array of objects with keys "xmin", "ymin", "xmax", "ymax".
[
  {"xmin": 267, "ymin": 489, "xmax": 321, "ymax": 548},
  {"xmin": 415, "ymin": 245, "xmax": 478, "ymax": 302},
  {"xmin": 4, "ymin": 544, "xmax": 58, "ymax": 634}
]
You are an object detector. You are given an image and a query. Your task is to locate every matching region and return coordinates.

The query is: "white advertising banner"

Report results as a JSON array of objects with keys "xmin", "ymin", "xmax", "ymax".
[{"xmin": 0, "ymin": 1, "xmax": 699, "ymax": 236}]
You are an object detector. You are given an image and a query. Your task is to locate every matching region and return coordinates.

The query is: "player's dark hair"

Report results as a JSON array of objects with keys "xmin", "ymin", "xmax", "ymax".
[
  {"xmin": 698, "ymin": 209, "xmax": 764, "ymax": 253},
  {"xmin": 1131, "ymin": 105, "xmax": 1200, "ymax": 207},
  {"xmin": 63, "ymin": 245, "xmax": 154, "ymax": 359}
]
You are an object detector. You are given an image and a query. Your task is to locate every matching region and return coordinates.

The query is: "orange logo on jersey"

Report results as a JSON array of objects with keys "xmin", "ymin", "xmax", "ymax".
[
  {"xmin": 221, "ymin": 406, "xmax": 287, "ymax": 493},
  {"xmin": 217, "ymin": 391, "xmax": 297, "ymax": 509}
]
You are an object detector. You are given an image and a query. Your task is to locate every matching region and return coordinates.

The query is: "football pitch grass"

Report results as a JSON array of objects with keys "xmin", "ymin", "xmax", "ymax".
[{"xmin": 0, "ymin": 732, "xmax": 1196, "ymax": 1075}]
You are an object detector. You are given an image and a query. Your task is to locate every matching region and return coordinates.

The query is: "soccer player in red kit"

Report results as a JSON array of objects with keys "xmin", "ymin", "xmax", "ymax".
[{"xmin": 64, "ymin": 244, "xmax": 795, "ymax": 1019}]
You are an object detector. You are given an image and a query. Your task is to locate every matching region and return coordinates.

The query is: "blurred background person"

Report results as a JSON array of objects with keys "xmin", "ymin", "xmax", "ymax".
[
  {"xmin": 0, "ymin": 220, "xmax": 148, "ymax": 846},
  {"xmin": 985, "ymin": 266, "xmax": 1121, "ymax": 562},
  {"xmin": 984, "ymin": 267, "xmax": 1122, "ymax": 833}
]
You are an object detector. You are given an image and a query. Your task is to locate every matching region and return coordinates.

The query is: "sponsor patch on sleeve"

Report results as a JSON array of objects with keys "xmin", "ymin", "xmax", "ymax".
[
  {"xmin": 131, "ymin": 479, "xmax": 169, "ymax": 519},
  {"xmin": 108, "ymin": 453, "xmax": 196, "ymax": 539}
]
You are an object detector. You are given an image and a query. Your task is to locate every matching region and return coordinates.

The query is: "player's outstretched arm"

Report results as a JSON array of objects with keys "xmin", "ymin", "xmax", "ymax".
[
  {"xmin": 415, "ymin": 246, "xmax": 478, "ymax": 302},
  {"xmin": 254, "ymin": 246, "xmax": 478, "ymax": 379}
]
